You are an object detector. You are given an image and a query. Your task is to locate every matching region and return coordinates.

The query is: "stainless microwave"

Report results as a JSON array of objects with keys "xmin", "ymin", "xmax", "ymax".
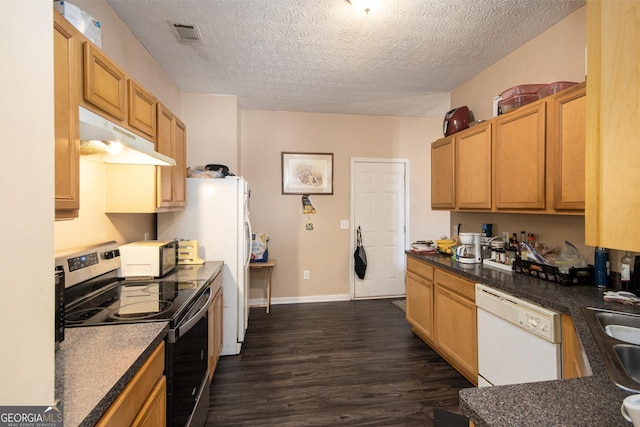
[{"xmin": 118, "ymin": 240, "xmax": 178, "ymax": 278}]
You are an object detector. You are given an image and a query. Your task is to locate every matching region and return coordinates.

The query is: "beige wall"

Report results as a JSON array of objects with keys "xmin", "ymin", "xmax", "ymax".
[
  {"xmin": 449, "ymin": 6, "xmax": 593, "ymax": 263},
  {"xmin": 54, "ymin": 0, "xmax": 183, "ymax": 251},
  {"xmin": 452, "ymin": 6, "xmax": 586, "ymax": 121},
  {"xmin": 1, "ymin": 2, "xmax": 55, "ymax": 405},
  {"xmin": 241, "ymin": 110, "xmax": 449, "ymax": 301},
  {"xmin": 181, "ymin": 93, "xmax": 239, "ymax": 173}
]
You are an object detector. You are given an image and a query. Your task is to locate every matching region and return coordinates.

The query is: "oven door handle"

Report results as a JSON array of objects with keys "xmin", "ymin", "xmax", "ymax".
[{"xmin": 168, "ymin": 288, "xmax": 213, "ymax": 344}]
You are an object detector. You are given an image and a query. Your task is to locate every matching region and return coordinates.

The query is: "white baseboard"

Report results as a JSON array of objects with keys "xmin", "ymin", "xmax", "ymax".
[{"xmin": 249, "ymin": 294, "xmax": 350, "ymax": 307}]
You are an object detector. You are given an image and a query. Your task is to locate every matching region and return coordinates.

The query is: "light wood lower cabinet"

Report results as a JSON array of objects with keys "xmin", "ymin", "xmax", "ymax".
[
  {"xmin": 406, "ymin": 258, "xmax": 434, "ymax": 343},
  {"xmin": 433, "ymin": 270, "xmax": 477, "ymax": 384},
  {"xmin": 561, "ymin": 315, "xmax": 590, "ymax": 379},
  {"xmin": 209, "ymin": 272, "xmax": 223, "ymax": 382},
  {"xmin": 96, "ymin": 341, "xmax": 166, "ymax": 427},
  {"xmin": 405, "ymin": 256, "xmax": 477, "ymax": 385}
]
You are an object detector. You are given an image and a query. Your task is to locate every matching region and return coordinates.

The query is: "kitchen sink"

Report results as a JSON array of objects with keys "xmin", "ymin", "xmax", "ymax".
[
  {"xmin": 593, "ymin": 309, "xmax": 640, "ymax": 344},
  {"xmin": 594, "ymin": 309, "xmax": 640, "ymax": 330},
  {"xmin": 582, "ymin": 307, "xmax": 640, "ymax": 393},
  {"xmin": 615, "ymin": 345, "xmax": 640, "ymax": 383}
]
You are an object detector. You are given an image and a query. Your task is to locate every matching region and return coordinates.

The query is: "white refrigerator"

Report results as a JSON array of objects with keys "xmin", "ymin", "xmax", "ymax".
[{"xmin": 158, "ymin": 177, "xmax": 252, "ymax": 356}]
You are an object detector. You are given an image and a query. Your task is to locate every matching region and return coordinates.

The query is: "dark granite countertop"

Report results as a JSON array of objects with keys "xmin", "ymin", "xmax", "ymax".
[
  {"xmin": 406, "ymin": 252, "xmax": 640, "ymax": 427},
  {"xmin": 55, "ymin": 322, "xmax": 168, "ymax": 426}
]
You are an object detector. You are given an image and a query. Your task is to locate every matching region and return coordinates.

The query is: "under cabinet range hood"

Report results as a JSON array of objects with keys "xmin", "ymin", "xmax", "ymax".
[{"xmin": 78, "ymin": 106, "xmax": 176, "ymax": 166}]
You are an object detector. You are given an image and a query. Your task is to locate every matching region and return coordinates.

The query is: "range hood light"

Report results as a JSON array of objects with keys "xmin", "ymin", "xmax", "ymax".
[
  {"xmin": 78, "ymin": 107, "xmax": 176, "ymax": 167},
  {"xmin": 104, "ymin": 141, "xmax": 122, "ymax": 154}
]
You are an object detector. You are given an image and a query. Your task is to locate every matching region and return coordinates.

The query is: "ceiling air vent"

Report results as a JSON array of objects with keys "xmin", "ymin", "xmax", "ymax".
[{"xmin": 171, "ymin": 22, "xmax": 204, "ymax": 45}]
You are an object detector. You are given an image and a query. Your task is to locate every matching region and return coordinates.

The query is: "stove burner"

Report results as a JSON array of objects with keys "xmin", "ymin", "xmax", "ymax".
[{"xmin": 109, "ymin": 300, "xmax": 173, "ymax": 321}]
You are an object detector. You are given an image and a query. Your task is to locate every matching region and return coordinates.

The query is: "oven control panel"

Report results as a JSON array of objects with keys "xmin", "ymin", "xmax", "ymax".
[
  {"xmin": 68, "ymin": 252, "xmax": 99, "ymax": 272},
  {"xmin": 55, "ymin": 241, "xmax": 122, "ymax": 288}
]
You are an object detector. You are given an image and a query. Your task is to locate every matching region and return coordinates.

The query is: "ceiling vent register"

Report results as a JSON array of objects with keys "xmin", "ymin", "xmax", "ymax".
[{"xmin": 171, "ymin": 22, "xmax": 205, "ymax": 45}]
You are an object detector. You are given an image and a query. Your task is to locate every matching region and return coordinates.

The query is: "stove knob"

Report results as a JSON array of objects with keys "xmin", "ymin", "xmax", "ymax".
[{"xmin": 103, "ymin": 250, "xmax": 119, "ymax": 259}]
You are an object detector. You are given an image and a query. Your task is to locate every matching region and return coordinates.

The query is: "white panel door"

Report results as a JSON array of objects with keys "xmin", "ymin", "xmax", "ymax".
[{"xmin": 353, "ymin": 161, "xmax": 407, "ymax": 298}]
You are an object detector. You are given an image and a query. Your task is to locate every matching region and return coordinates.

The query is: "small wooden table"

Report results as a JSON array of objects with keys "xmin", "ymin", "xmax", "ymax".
[{"xmin": 249, "ymin": 259, "xmax": 276, "ymax": 313}]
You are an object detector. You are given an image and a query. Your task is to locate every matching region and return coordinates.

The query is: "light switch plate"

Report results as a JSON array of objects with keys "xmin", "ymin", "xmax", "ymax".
[{"xmin": 340, "ymin": 220, "xmax": 349, "ymax": 229}]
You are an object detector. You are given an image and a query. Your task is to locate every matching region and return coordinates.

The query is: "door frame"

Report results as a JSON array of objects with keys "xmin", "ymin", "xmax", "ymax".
[{"xmin": 350, "ymin": 157, "xmax": 410, "ymax": 300}]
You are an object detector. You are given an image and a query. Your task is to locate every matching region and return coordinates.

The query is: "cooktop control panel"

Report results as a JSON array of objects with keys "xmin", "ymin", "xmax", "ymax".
[{"xmin": 55, "ymin": 241, "xmax": 122, "ymax": 288}]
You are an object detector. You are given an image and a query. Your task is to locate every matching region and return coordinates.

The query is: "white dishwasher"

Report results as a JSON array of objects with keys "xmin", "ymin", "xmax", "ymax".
[{"xmin": 476, "ymin": 283, "xmax": 562, "ymax": 387}]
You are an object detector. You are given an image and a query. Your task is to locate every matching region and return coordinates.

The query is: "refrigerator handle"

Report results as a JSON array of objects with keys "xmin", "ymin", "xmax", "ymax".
[{"xmin": 245, "ymin": 218, "xmax": 253, "ymax": 266}]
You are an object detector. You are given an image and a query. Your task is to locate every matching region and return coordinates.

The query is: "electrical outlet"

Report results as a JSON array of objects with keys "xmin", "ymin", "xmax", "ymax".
[
  {"xmin": 144, "ymin": 232, "xmax": 150, "ymax": 240},
  {"xmin": 303, "ymin": 270, "xmax": 310, "ymax": 280}
]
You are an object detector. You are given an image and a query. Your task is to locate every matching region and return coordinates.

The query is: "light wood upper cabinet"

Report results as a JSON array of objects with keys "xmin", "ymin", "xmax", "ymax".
[
  {"xmin": 157, "ymin": 104, "xmax": 175, "ymax": 208},
  {"xmin": 156, "ymin": 104, "xmax": 187, "ymax": 209},
  {"xmin": 128, "ymin": 79, "xmax": 157, "ymax": 141},
  {"xmin": 586, "ymin": 0, "xmax": 640, "ymax": 251},
  {"xmin": 54, "ymin": 13, "xmax": 80, "ymax": 220},
  {"xmin": 173, "ymin": 118, "xmax": 187, "ymax": 207},
  {"xmin": 456, "ymin": 122, "xmax": 492, "ymax": 209},
  {"xmin": 493, "ymin": 101, "xmax": 546, "ymax": 210},
  {"xmin": 83, "ymin": 42, "xmax": 126, "ymax": 121},
  {"xmin": 431, "ymin": 136, "xmax": 455, "ymax": 209},
  {"xmin": 548, "ymin": 83, "xmax": 586, "ymax": 211}
]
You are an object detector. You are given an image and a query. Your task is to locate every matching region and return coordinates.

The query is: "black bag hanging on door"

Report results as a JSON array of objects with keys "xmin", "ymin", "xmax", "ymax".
[{"xmin": 354, "ymin": 226, "xmax": 367, "ymax": 280}]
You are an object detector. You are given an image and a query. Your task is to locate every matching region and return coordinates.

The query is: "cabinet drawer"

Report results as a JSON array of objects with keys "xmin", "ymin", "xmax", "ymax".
[
  {"xmin": 407, "ymin": 257, "xmax": 434, "ymax": 281},
  {"xmin": 434, "ymin": 269, "xmax": 475, "ymax": 301}
]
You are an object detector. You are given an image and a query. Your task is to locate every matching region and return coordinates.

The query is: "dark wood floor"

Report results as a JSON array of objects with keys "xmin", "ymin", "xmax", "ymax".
[{"xmin": 206, "ymin": 299, "xmax": 472, "ymax": 426}]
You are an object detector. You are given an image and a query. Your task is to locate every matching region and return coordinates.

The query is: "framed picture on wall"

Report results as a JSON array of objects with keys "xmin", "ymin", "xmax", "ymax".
[{"xmin": 281, "ymin": 152, "xmax": 334, "ymax": 195}]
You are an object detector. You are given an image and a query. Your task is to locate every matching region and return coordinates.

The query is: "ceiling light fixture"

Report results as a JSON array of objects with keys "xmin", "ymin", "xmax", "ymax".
[{"xmin": 347, "ymin": 0, "xmax": 384, "ymax": 14}]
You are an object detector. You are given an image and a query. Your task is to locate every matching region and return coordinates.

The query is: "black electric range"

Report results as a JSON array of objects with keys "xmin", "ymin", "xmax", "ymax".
[
  {"xmin": 58, "ymin": 241, "xmax": 209, "ymax": 327},
  {"xmin": 56, "ymin": 241, "xmax": 213, "ymax": 427}
]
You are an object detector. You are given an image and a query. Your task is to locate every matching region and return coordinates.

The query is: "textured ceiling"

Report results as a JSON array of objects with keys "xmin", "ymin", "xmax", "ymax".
[{"xmin": 106, "ymin": 0, "xmax": 584, "ymax": 117}]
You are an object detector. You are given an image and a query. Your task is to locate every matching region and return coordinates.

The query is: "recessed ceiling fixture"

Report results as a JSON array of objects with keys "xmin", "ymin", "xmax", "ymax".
[
  {"xmin": 170, "ymin": 22, "xmax": 205, "ymax": 45},
  {"xmin": 347, "ymin": 0, "xmax": 384, "ymax": 14}
]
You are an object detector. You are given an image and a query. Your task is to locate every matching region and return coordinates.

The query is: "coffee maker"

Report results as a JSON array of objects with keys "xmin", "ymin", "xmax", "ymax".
[{"xmin": 456, "ymin": 232, "xmax": 482, "ymax": 264}]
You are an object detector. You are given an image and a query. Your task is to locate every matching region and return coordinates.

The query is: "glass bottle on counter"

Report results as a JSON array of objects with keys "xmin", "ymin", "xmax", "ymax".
[{"xmin": 621, "ymin": 251, "xmax": 632, "ymax": 291}]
